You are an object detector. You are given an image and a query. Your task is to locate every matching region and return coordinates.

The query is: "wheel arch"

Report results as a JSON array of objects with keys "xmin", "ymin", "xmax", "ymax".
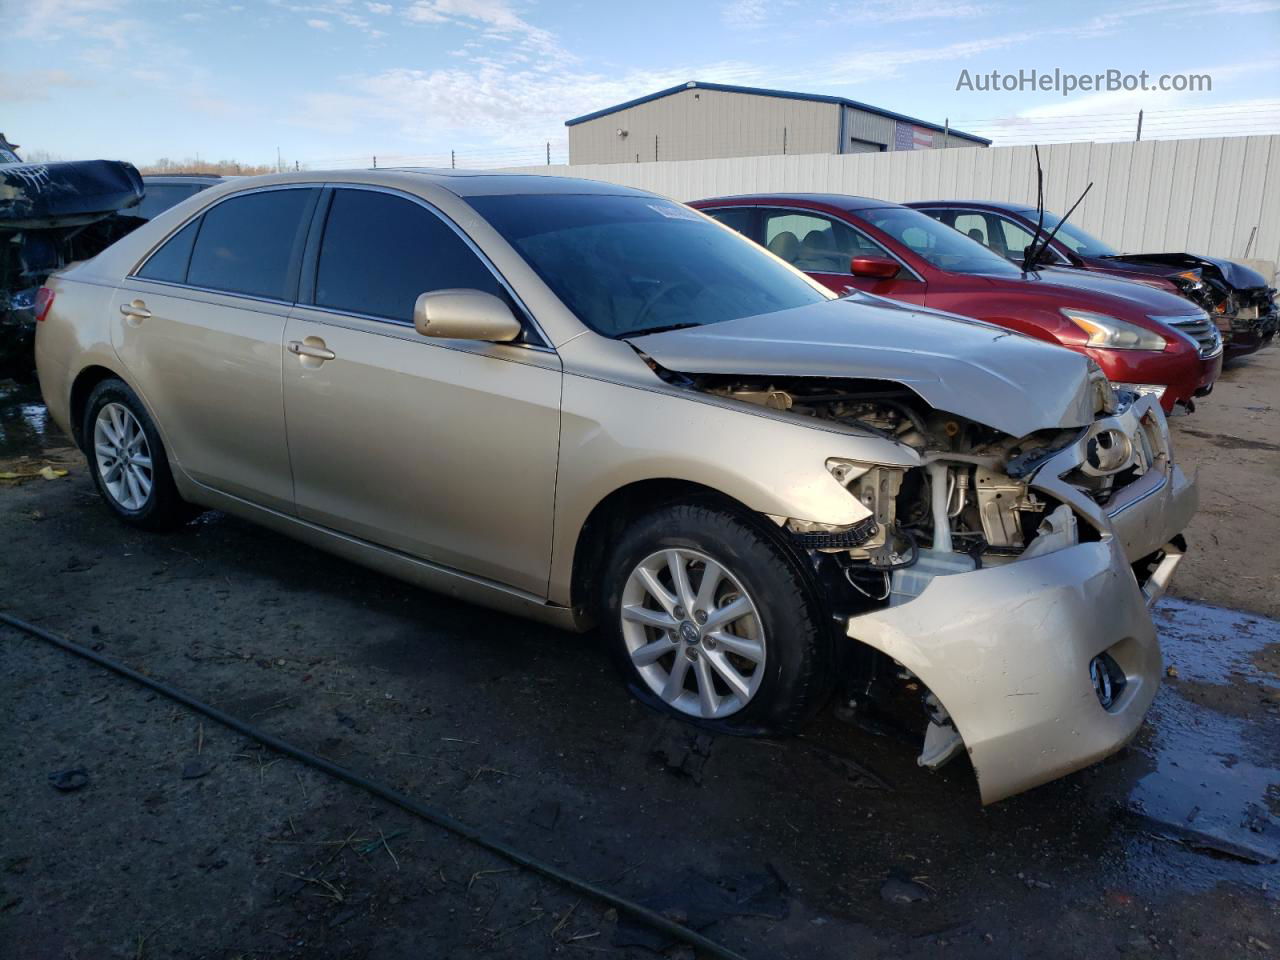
[
  {"xmin": 68, "ymin": 364, "xmax": 129, "ymax": 450},
  {"xmin": 566, "ymin": 477, "xmax": 823, "ymax": 627}
]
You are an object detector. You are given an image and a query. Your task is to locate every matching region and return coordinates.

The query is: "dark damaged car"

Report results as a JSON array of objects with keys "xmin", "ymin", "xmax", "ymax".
[
  {"xmin": 909, "ymin": 200, "xmax": 1278, "ymax": 358},
  {"xmin": 1, "ymin": 138, "xmax": 145, "ymax": 379}
]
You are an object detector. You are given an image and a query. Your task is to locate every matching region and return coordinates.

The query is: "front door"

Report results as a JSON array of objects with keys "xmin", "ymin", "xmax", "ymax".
[
  {"xmin": 281, "ymin": 186, "xmax": 562, "ymax": 596},
  {"xmin": 757, "ymin": 208, "xmax": 928, "ymax": 302}
]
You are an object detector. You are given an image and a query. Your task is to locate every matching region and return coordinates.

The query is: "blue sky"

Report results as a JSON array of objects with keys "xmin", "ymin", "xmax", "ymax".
[{"xmin": 3, "ymin": 0, "xmax": 1277, "ymax": 169}]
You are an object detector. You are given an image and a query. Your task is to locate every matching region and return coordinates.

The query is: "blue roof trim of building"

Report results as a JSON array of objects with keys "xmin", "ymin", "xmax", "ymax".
[{"xmin": 564, "ymin": 81, "xmax": 992, "ymax": 145}]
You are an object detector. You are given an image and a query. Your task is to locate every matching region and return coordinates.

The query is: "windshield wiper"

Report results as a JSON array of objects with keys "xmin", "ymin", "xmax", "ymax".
[{"xmin": 619, "ymin": 322, "xmax": 703, "ymax": 338}]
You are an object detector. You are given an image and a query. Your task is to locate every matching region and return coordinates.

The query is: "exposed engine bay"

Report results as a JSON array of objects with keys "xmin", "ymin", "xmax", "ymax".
[{"xmin": 684, "ymin": 372, "xmax": 1168, "ymax": 775}]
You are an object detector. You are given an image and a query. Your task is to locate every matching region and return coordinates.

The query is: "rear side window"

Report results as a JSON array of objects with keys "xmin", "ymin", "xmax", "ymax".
[
  {"xmin": 137, "ymin": 219, "xmax": 200, "ymax": 284},
  {"xmin": 135, "ymin": 183, "xmax": 207, "ymax": 220},
  {"xmin": 705, "ymin": 207, "xmax": 754, "ymax": 237},
  {"xmin": 187, "ymin": 188, "xmax": 316, "ymax": 301},
  {"xmin": 314, "ymin": 189, "xmax": 504, "ymax": 322}
]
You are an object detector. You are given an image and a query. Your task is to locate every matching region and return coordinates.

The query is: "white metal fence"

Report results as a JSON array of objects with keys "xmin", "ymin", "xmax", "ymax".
[{"xmin": 502, "ymin": 135, "xmax": 1280, "ymax": 279}]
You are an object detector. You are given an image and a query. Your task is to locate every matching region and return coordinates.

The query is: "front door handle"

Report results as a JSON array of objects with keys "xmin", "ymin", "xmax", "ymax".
[
  {"xmin": 119, "ymin": 300, "xmax": 151, "ymax": 320},
  {"xmin": 288, "ymin": 339, "xmax": 336, "ymax": 361}
]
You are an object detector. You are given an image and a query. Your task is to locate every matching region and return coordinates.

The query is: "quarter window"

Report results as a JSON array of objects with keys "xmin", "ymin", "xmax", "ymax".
[
  {"xmin": 137, "ymin": 218, "xmax": 200, "ymax": 284},
  {"xmin": 186, "ymin": 188, "xmax": 317, "ymax": 301},
  {"xmin": 314, "ymin": 189, "xmax": 505, "ymax": 323}
]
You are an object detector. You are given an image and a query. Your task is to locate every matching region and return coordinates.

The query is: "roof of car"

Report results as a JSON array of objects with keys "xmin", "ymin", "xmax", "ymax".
[
  {"xmin": 143, "ymin": 174, "xmax": 225, "ymax": 183},
  {"xmin": 190, "ymin": 168, "xmax": 651, "ymax": 200},
  {"xmin": 908, "ymin": 200, "xmax": 1038, "ymax": 214},
  {"xmin": 692, "ymin": 193, "xmax": 907, "ymax": 213},
  {"xmin": 382, "ymin": 169, "xmax": 652, "ymax": 198}
]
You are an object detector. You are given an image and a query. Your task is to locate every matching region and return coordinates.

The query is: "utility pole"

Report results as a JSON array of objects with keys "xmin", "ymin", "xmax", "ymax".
[
  {"xmin": 546, "ymin": 141, "xmax": 550, "ymax": 165},
  {"xmin": 943, "ymin": 118, "xmax": 949, "ymax": 148},
  {"xmin": 1135, "ymin": 110, "xmax": 1143, "ymax": 141},
  {"xmin": 451, "ymin": 150, "xmax": 455, "ymax": 168},
  {"xmin": 372, "ymin": 155, "xmax": 377, "ymax": 168}
]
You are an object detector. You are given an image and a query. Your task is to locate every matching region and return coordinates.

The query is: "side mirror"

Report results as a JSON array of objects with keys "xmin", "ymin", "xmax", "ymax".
[
  {"xmin": 413, "ymin": 289, "xmax": 522, "ymax": 342},
  {"xmin": 849, "ymin": 256, "xmax": 900, "ymax": 279}
]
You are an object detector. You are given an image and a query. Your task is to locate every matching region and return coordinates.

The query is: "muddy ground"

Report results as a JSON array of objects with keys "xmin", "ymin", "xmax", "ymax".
[{"xmin": 1, "ymin": 346, "xmax": 1278, "ymax": 959}]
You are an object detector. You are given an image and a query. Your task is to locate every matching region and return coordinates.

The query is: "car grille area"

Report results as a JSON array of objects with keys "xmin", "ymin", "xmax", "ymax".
[{"xmin": 1165, "ymin": 314, "xmax": 1223, "ymax": 358}]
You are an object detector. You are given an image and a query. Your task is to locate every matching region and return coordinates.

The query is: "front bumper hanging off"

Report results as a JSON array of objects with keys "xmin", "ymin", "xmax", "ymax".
[{"xmin": 845, "ymin": 395, "xmax": 1195, "ymax": 804}]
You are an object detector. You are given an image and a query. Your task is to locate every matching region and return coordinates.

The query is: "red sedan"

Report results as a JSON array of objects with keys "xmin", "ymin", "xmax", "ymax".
[{"xmin": 690, "ymin": 194, "xmax": 1222, "ymax": 413}]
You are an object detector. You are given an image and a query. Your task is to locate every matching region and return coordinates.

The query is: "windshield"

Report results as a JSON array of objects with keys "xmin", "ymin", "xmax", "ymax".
[
  {"xmin": 1037, "ymin": 211, "xmax": 1119, "ymax": 257},
  {"xmin": 858, "ymin": 206, "xmax": 1022, "ymax": 277},
  {"xmin": 467, "ymin": 193, "xmax": 832, "ymax": 338},
  {"xmin": 0, "ymin": 149, "xmax": 20, "ymax": 164}
]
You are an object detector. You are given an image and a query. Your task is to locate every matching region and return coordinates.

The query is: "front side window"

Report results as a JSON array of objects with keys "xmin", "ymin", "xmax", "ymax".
[
  {"xmin": 187, "ymin": 188, "xmax": 317, "ymax": 301},
  {"xmin": 314, "ymin": 189, "xmax": 504, "ymax": 323},
  {"xmin": 137, "ymin": 218, "xmax": 200, "ymax": 284},
  {"xmin": 761, "ymin": 210, "xmax": 890, "ymax": 274},
  {"xmin": 468, "ymin": 194, "xmax": 831, "ymax": 339},
  {"xmin": 952, "ymin": 213, "xmax": 992, "ymax": 248},
  {"xmin": 858, "ymin": 206, "xmax": 1022, "ymax": 277}
]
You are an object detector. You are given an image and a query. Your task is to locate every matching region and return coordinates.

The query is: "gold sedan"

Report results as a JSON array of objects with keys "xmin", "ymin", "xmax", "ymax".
[{"xmin": 35, "ymin": 170, "xmax": 1194, "ymax": 803}]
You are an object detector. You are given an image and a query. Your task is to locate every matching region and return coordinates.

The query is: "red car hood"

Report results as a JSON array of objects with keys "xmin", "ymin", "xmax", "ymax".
[{"xmin": 1025, "ymin": 267, "xmax": 1200, "ymax": 317}]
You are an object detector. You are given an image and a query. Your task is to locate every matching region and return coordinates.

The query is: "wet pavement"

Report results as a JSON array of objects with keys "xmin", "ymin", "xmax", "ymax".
[{"xmin": 1, "ymin": 381, "xmax": 1278, "ymax": 958}]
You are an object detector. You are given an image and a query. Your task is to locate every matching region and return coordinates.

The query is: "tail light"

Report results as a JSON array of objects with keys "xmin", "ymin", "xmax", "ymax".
[{"xmin": 34, "ymin": 287, "xmax": 55, "ymax": 322}]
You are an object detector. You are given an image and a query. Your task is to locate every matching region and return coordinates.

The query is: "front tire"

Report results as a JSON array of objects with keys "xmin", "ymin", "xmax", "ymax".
[
  {"xmin": 601, "ymin": 502, "xmax": 835, "ymax": 735},
  {"xmin": 83, "ymin": 379, "xmax": 192, "ymax": 530}
]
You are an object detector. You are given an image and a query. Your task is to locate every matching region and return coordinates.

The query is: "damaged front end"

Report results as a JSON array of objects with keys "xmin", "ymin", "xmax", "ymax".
[
  {"xmin": 1, "ymin": 159, "xmax": 145, "ymax": 379},
  {"xmin": 684, "ymin": 368, "xmax": 1192, "ymax": 804},
  {"xmin": 1144, "ymin": 259, "xmax": 1278, "ymax": 358}
]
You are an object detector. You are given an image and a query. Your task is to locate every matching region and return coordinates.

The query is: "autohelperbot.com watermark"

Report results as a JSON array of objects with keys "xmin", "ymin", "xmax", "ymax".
[{"xmin": 955, "ymin": 68, "xmax": 1212, "ymax": 96}]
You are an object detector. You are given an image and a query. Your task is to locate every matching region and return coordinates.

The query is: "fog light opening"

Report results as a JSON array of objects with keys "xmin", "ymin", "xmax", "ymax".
[{"xmin": 1089, "ymin": 653, "xmax": 1126, "ymax": 709}]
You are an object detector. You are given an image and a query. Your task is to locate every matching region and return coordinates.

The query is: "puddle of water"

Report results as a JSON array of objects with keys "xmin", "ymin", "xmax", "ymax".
[
  {"xmin": 0, "ymin": 380, "xmax": 62, "ymax": 459},
  {"xmin": 1126, "ymin": 598, "xmax": 1280, "ymax": 865}
]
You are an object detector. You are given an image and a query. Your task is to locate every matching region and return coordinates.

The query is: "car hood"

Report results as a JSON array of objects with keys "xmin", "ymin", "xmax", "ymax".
[
  {"xmin": 630, "ymin": 297, "xmax": 1098, "ymax": 438},
  {"xmin": 1095, "ymin": 252, "xmax": 1271, "ymax": 291},
  {"xmin": 1028, "ymin": 267, "xmax": 1198, "ymax": 315}
]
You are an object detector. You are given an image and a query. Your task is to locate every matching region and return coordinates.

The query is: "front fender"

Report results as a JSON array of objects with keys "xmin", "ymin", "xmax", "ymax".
[{"xmin": 548, "ymin": 372, "xmax": 920, "ymax": 605}]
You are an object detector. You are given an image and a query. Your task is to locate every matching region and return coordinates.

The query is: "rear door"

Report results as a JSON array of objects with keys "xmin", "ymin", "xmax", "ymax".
[
  {"xmin": 112, "ymin": 186, "xmax": 319, "ymax": 511},
  {"xmin": 281, "ymin": 186, "xmax": 562, "ymax": 595}
]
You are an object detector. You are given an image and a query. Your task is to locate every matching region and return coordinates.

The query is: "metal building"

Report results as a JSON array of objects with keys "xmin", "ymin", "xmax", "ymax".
[{"xmin": 566, "ymin": 81, "xmax": 989, "ymax": 165}]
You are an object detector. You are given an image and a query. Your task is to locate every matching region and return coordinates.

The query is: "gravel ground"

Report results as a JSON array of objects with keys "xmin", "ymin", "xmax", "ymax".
[{"xmin": 1, "ymin": 345, "xmax": 1278, "ymax": 959}]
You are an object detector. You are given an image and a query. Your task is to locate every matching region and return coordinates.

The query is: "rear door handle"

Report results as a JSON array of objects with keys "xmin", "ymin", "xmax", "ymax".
[
  {"xmin": 288, "ymin": 340, "xmax": 336, "ymax": 361},
  {"xmin": 119, "ymin": 300, "xmax": 151, "ymax": 320}
]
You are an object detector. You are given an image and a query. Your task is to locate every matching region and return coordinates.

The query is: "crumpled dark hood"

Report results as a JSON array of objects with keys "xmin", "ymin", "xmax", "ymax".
[
  {"xmin": 1099, "ymin": 252, "xmax": 1271, "ymax": 291},
  {"xmin": 630, "ymin": 297, "xmax": 1099, "ymax": 438},
  {"xmin": 0, "ymin": 160, "xmax": 144, "ymax": 230}
]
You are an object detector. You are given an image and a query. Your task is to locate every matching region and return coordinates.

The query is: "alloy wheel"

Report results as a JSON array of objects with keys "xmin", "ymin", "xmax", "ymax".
[
  {"xmin": 620, "ymin": 547, "xmax": 767, "ymax": 719},
  {"xmin": 93, "ymin": 402, "xmax": 154, "ymax": 511}
]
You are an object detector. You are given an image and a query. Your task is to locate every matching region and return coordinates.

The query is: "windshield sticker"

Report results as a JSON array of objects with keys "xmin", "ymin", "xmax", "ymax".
[{"xmin": 647, "ymin": 202, "xmax": 703, "ymax": 222}]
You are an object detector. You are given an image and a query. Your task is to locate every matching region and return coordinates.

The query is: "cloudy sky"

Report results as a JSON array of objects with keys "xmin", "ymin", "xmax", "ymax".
[{"xmin": 3, "ymin": 0, "xmax": 1278, "ymax": 169}]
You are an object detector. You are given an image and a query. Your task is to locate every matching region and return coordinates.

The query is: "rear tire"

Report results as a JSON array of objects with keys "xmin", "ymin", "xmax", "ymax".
[
  {"xmin": 600, "ymin": 502, "xmax": 834, "ymax": 735},
  {"xmin": 83, "ymin": 379, "xmax": 193, "ymax": 530}
]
